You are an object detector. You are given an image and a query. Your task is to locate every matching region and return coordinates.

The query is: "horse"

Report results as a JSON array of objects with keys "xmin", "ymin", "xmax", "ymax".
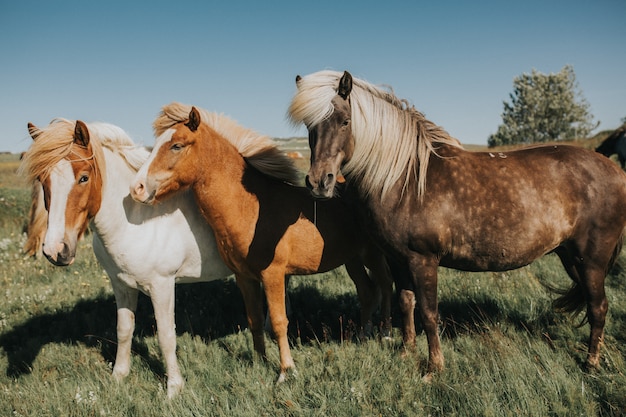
[
  {"xmin": 130, "ymin": 102, "xmax": 394, "ymax": 382},
  {"xmin": 596, "ymin": 123, "xmax": 626, "ymax": 168},
  {"xmin": 19, "ymin": 118, "xmax": 237, "ymax": 398},
  {"xmin": 288, "ymin": 69, "xmax": 626, "ymax": 376}
]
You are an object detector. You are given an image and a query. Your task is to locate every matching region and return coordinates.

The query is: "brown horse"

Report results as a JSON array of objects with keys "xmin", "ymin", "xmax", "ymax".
[
  {"xmin": 130, "ymin": 103, "xmax": 393, "ymax": 381},
  {"xmin": 288, "ymin": 69, "xmax": 626, "ymax": 375}
]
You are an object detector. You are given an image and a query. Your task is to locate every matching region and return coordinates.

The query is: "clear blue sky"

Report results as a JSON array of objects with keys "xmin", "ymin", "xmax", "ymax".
[{"xmin": 1, "ymin": 0, "xmax": 624, "ymax": 153}]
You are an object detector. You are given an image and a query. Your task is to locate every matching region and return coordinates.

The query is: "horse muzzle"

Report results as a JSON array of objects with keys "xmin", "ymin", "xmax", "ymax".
[
  {"xmin": 305, "ymin": 173, "xmax": 337, "ymax": 199},
  {"xmin": 42, "ymin": 241, "xmax": 75, "ymax": 266},
  {"xmin": 130, "ymin": 180, "xmax": 157, "ymax": 205}
]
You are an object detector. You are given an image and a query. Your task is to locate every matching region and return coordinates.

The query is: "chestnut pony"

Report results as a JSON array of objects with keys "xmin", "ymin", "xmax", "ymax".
[
  {"xmin": 131, "ymin": 103, "xmax": 393, "ymax": 382},
  {"xmin": 288, "ymin": 70, "xmax": 626, "ymax": 375},
  {"xmin": 19, "ymin": 118, "xmax": 235, "ymax": 397}
]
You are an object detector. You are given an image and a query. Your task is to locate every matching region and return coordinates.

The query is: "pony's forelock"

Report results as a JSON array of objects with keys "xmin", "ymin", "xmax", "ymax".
[
  {"xmin": 287, "ymin": 71, "xmax": 340, "ymax": 128},
  {"xmin": 19, "ymin": 119, "xmax": 145, "ymax": 186},
  {"xmin": 19, "ymin": 119, "xmax": 80, "ymax": 183}
]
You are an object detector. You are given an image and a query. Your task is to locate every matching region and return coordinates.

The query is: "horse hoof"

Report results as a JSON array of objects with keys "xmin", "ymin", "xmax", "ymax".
[
  {"xmin": 111, "ymin": 367, "xmax": 129, "ymax": 381},
  {"xmin": 276, "ymin": 372, "xmax": 287, "ymax": 384},
  {"xmin": 167, "ymin": 378, "xmax": 185, "ymax": 399},
  {"xmin": 422, "ymin": 372, "xmax": 433, "ymax": 383},
  {"xmin": 276, "ymin": 368, "xmax": 298, "ymax": 384}
]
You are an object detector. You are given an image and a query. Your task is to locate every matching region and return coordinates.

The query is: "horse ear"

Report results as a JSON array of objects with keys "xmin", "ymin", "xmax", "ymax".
[
  {"xmin": 27, "ymin": 122, "xmax": 42, "ymax": 141},
  {"xmin": 185, "ymin": 107, "xmax": 201, "ymax": 132},
  {"xmin": 295, "ymin": 75, "xmax": 302, "ymax": 85},
  {"xmin": 338, "ymin": 71, "xmax": 353, "ymax": 100},
  {"xmin": 74, "ymin": 121, "xmax": 90, "ymax": 147}
]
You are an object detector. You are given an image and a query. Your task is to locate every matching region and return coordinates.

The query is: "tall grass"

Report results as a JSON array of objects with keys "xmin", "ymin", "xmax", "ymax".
[{"xmin": 0, "ymin": 153, "xmax": 624, "ymax": 416}]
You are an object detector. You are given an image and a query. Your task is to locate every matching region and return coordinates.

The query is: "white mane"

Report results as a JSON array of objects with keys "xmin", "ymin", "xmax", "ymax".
[
  {"xmin": 288, "ymin": 70, "xmax": 462, "ymax": 200},
  {"xmin": 90, "ymin": 122, "xmax": 149, "ymax": 172}
]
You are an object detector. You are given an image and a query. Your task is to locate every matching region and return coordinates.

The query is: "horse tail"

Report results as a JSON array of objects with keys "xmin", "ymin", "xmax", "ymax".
[
  {"xmin": 551, "ymin": 231, "xmax": 624, "ymax": 327},
  {"xmin": 22, "ymin": 180, "xmax": 47, "ymax": 258},
  {"xmin": 552, "ymin": 284, "xmax": 587, "ymax": 326}
]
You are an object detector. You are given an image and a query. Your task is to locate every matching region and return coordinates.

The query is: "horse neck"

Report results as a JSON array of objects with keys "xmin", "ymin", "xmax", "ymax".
[
  {"xmin": 85, "ymin": 148, "xmax": 133, "ymax": 236},
  {"xmin": 190, "ymin": 133, "xmax": 255, "ymax": 236}
]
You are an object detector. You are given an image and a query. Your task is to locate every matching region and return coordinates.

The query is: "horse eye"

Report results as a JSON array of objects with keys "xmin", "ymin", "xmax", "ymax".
[
  {"xmin": 171, "ymin": 143, "xmax": 183, "ymax": 152},
  {"xmin": 342, "ymin": 119, "xmax": 351, "ymax": 127},
  {"xmin": 78, "ymin": 175, "xmax": 89, "ymax": 184}
]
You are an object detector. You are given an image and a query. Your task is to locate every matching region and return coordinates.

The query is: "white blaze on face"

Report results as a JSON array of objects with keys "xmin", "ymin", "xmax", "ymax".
[
  {"xmin": 134, "ymin": 139, "xmax": 160, "ymax": 185},
  {"xmin": 131, "ymin": 130, "xmax": 170, "ymax": 202},
  {"xmin": 43, "ymin": 159, "xmax": 74, "ymax": 259}
]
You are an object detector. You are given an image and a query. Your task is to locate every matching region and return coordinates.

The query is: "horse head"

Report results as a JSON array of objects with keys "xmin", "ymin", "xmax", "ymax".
[
  {"xmin": 297, "ymin": 71, "xmax": 354, "ymax": 199},
  {"xmin": 131, "ymin": 107, "xmax": 203, "ymax": 205},
  {"xmin": 24, "ymin": 120, "xmax": 103, "ymax": 266}
]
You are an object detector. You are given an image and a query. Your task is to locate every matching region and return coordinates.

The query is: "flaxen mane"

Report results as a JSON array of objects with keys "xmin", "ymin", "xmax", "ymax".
[
  {"xmin": 18, "ymin": 119, "xmax": 147, "ymax": 185},
  {"xmin": 155, "ymin": 102, "xmax": 299, "ymax": 184},
  {"xmin": 18, "ymin": 118, "xmax": 105, "ymax": 185},
  {"xmin": 288, "ymin": 70, "xmax": 463, "ymax": 200}
]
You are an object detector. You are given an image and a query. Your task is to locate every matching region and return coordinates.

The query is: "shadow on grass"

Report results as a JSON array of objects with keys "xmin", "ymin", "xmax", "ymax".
[
  {"xmin": 0, "ymin": 277, "xmax": 379, "ymax": 380},
  {"xmin": 0, "ymin": 277, "xmax": 607, "ymax": 380},
  {"xmin": 0, "ymin": 279, "xmax": 247, "ymax": 379},
  {"xmin": 438, "ymin": 295, "xmax": 565, "ymax": 341}
]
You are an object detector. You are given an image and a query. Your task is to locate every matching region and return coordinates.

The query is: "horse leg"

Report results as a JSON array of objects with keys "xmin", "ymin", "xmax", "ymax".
[
  {"xmin": 345, "ymin": 258, "xmax": 380, "ymax": 337},
  {"xmin": 109, "ymin": 277, "xmax": 138, "ymax": 382},
  {"xmin": 261, "ymin": 269, "xmax": 295, "ymax": 383},
  {"xmin": 149, "ymin": 277, "xmax": 184, "ymax": 398},
  {"xmin": 362, "ymin": 250, "xmax": 394, "ymax": 338},
  {"xmin": 399, "ymin": 289, "xmax": 417, "ymax": 346},
  {"xmin": 556, "ymin": 242, "xmax": 611, "ymax": 369},
  {"xmin": 581, "ymin": 266, "xmax": 608, "ymax": 369},
  {"xmin": 409, "ymin": 255, "xmax": 443, "ymax": 375},
  {"xmin": 265, "ymin": 275, "xmax": 292, "ymax": 335},
  {"xmin": 388, "ymin": 260, "xmax": 417, "ymax": 347},
  {"xmin": 234, "ymin": 275, "xmax": 267, "ymax": 360}
]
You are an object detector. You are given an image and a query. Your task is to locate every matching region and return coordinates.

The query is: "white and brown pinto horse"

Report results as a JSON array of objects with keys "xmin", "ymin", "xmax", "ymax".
[
  {"xmin": 19, "ymin": 119, "xmax": 234, "ymax": 397},
  {"xmin": 289, "ymin": 70, "xmax": 626, "ymax": 376}
]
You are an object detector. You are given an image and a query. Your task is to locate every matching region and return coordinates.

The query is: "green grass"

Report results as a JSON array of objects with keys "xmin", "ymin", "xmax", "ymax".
[{"xmin": 0, "ymin": 154, "xmax": 625, "ymax": 416}]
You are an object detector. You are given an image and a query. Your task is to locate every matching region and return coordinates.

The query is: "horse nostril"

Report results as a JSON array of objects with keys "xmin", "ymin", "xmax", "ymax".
[
  {"xmin": 133, "ymin": 182, "xmax": 145, "ymax": 197},
  {"xmin": 60, "ymin": 242, "xmax": 70, "ymax": 258},
  {"xmin": 320, "ymin": 173, "xmax": 334, "ymax": 189}
]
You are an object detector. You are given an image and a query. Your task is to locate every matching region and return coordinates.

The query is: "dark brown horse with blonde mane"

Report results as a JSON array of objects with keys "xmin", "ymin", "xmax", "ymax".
[
  {"xmin": 288, "ymin": 70, "xmax": 626, "ymax": 376},
  {"xmin": 130, "ymin": 103, "xmax": 393, "ymax": 381}
]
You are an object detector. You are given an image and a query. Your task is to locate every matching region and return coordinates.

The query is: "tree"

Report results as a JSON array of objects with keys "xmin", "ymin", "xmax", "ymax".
[{"xmin": 488, "ymin": 65, "xmax": 596, "ymax": 147}]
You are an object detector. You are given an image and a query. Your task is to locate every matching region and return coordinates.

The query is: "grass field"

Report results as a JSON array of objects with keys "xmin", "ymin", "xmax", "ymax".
[{"xmin": 0, "ymin": 138, "xmax": 625, "ymax": 416}]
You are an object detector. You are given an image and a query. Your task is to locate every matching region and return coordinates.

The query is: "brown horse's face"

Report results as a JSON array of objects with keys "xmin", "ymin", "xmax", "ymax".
[
  {"xmin": 131, "ymin": 107, "xmax": 202, "ymax": 205},
  {"xmin": 31, "ymin": 121, "xmax": 102, "ymax": 266},
  {"xmin": 305, "ymin": 71, "xmax": 355, "ymax": 199}
]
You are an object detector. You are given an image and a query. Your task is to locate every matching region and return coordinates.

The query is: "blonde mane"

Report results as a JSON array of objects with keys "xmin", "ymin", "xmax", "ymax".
[
  {"xmin": 19, "ymin": 118, "xmax": 147, "ymax": 186},
  {"xmin": 288, "ymin": 70, "xmax": 463, "ymax": 200},
  {"xmin": 155, "ymin": 102, "xmax": 300, "ymax": 184}
]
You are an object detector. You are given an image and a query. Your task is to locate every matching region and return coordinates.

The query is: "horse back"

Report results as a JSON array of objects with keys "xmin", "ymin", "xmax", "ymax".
[{"xmin": 379, "ymin": 144, "xmax": 626, "ymax": 271}]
